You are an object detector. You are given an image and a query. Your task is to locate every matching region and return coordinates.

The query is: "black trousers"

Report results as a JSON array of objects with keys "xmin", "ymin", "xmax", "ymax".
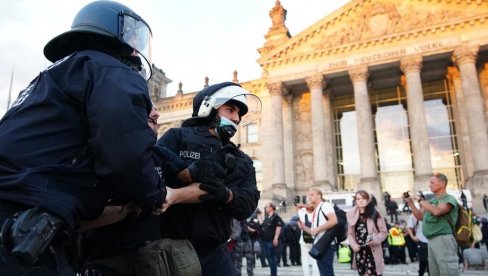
[
  {"xmin": 417, "ymin": 242, "xmax": 428, "ymax": 276},
  {"xmin": 198, "ymin": 244, "xmax": 237, "ymax": 276}
]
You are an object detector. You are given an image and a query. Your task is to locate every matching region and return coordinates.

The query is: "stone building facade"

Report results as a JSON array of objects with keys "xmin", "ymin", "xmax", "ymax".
[{"xmin": 151, "ymin": 0, "xmax": 488, "ymax": 212}]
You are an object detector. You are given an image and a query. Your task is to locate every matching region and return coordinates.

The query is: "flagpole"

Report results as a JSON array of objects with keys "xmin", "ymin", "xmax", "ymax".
[{"xmin": 7, "ymin": 67, "xmax": 13, "ymax": 109}]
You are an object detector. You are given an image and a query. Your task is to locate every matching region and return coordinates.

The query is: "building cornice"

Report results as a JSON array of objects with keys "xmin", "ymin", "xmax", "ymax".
[
  {"xmin": 259, "ymin": 0, "xmax": 488, "ymax": 71},
  {"xmin": 262, "ymin": 14, "xmax": 487, "ymax": 69},
  {"xmin": 156, "ymin": 93, "xmax": 194, "ymax": 113}
]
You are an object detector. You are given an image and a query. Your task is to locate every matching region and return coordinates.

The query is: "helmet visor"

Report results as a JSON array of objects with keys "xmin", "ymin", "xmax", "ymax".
[
  {"xmin": 239, "ymin": 94, "xmax": 261, "ymax": 126},
  {"xmin": 121, "ymin": 14, "xmax": 152, "ymax": 80},
  {"xmin": 214, "ymin": 93, "xmax": 261, "ymax": 127}
]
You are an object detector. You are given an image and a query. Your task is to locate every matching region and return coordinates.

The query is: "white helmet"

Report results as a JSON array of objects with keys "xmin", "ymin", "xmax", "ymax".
[{"xmin": 192, "ymin": 82, "xmax": 261, "ymax": 126}]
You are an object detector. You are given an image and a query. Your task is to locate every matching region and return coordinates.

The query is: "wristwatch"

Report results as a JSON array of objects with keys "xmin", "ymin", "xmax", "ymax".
[{"xmin": 418, "ymin": 198, "xmax": 423, "ymax": 204}]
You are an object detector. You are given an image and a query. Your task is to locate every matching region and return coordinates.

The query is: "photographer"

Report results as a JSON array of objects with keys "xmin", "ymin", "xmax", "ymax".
[
  {"xmin": 248, "ymin": 209, "xmax": 268, "ymax": 268},
  {"xmin": 404, "ymin": 173, "xmax": 459, "ymax": 276}
]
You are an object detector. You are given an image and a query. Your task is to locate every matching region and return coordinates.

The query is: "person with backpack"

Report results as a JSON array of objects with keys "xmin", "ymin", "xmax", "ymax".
[
  {"xmin": 299, "ymin": 188, "xmax": 337, "ymax": 276},
  {"xmin": 405, "ymin": 172, "xmax": 460, "ymax": 276},
  {"xmin": 347, "ymin": 190, "xmax": 388, "ymax": 276}
]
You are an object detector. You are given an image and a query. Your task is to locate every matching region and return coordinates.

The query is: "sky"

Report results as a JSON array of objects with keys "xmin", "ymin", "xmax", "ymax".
[{"xmin": 0, "ymin": 0, "xmax": 350, "ymax": 116}]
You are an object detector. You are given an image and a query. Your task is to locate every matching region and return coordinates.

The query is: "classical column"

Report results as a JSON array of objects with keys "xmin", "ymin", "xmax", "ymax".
[
  {"xmin": 282, "ymin": 93, "xmax": 296, "ymax": 192},
  {"xmin": 348, "ymin": 65, "xmax": 380, "ymax": 197},
  {"xmin": 268, "ymin": 82, "xmax": 287, "ymax": 192},
  {"xmin": 324, "ymin": 89, "xmax": 338, "ymax": 190},
  {"xmin": 453, "ymin": 45, "xmax": 488, "ymax": 201},
  {"xmin": 400, "ymin": 55, "xmax": 432, "ymax": 191},
  {"xmin": 306, "ymin": 75, "xmax": 332, "ymax": 191},
  {"xmin": 447, "ymin": 67, "xmax": 474, "ymax": 181},
  {"xmin": 479, "ymin": 64, "xmax": 488, "ymax": 129}
]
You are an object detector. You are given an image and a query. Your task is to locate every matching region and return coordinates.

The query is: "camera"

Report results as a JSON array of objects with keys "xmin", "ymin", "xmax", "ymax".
[
  {"xmin": 294, "ymin": 196, "xmax": 300, "ymax": 206},
  {"xmin": 403, "ymin": 191, "xmax": 410, "ymax": 199}
]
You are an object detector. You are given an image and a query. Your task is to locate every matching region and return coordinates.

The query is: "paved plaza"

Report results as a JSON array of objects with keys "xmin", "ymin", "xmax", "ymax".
[{"xmin": 242, "ymin": 256, "xmax": 488, "ymax": 276}]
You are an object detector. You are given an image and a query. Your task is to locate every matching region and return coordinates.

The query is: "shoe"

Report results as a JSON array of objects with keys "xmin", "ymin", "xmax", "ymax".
[{"xmin": 284, "ymin": 264, "xmax": 290, "ymax": 267}]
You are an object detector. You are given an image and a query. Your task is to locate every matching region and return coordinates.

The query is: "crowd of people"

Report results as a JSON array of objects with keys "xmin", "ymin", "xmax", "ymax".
[{"xmin": 228, "ymin": 174, "xmax": 488, "ymax": 276}]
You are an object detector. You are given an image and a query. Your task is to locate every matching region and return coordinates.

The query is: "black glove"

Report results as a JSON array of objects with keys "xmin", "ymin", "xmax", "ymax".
[
  {"xmin": 151, "ymin": 145, "xmax": 186, "ymax": 175},
  {"xmin": 199, "ymin": 183, "xmax": 231, "ymax": 206},
  {"xmin": 188, "ymin": 159, "xmax": 226, "ymax": 184}
]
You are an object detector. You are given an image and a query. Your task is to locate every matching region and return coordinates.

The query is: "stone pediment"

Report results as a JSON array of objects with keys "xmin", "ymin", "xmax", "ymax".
[{"xmin": 258, "ymin": 0, "xmax": 488, "ymax": 69}]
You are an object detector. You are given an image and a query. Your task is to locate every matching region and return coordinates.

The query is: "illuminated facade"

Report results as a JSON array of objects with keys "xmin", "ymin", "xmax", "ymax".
[{"xmin": 153, "ymin": 0, "xmax": 488, "ymax": 212}]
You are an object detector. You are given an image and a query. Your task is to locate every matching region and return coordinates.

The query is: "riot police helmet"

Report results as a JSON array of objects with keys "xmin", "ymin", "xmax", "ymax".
[
  {"xmin": 185, "ymin": 82, "xmax": 262, "ymax": 127},
  {"xmin": 44, "ymin": 1, "xmax": 153, "ymax": 80}
]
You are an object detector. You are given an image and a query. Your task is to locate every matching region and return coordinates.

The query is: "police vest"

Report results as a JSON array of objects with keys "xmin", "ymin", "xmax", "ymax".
[
  {"xmin": 388, "ymin": 227, "xmax": 405, "ymax": 246},
  {"xmin": 338, "ymin": 247, "xmax": 351, "ymax": 263}
]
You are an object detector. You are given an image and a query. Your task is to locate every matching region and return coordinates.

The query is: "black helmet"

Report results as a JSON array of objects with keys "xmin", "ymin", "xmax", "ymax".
[{"xmin": 44, "ymin": 0, "xmax": 153, "ymax": 80}]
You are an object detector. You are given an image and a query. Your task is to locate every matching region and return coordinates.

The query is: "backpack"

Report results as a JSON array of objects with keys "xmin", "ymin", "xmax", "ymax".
[
  {"xmin": 323, "ymin": 204, "xmax": 348, "ymax": 243},
  {"xmin": 451, "ymin": 203, "xmax": 472, "ymax": 246},
  {"xmin": 472, "ymin": 224, "xmax": 482, "ymax": 243},
  {"xmin": 333, "ymin": 205, "xmax": 348, "ymax": 243},
  {"xmin": 135, "ymin": 238, "xmax": 201, "ymax": 276}
]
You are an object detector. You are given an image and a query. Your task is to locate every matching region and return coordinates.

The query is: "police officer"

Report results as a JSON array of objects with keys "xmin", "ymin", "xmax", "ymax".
[
  {"xmin": 157, "ymin": 82, "xmax": 262, "ymax": 276},
  {"xmin": 79, "ymin": 106, "xmax": 218, "ymax": 275},
  {"xmin": 0, "ymin": 1, "xmax": 169, "ymax": 274}
]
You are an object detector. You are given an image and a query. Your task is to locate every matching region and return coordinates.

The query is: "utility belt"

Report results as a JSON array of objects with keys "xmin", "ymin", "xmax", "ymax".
[{"xmin": 0, "ymin": 202, "xmax": 74, "ymax": 270}]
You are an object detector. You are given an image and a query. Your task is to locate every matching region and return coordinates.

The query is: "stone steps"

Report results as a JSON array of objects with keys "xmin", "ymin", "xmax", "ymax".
[{"xmin": 242, "ymin": 260, "xmax": 488, "ymax": 275}]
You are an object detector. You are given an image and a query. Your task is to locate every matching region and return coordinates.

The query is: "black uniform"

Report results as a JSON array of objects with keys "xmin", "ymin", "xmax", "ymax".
[
  {"xmin": 157, "ymin": 125, "xmax": 260, "ymax": 274},
  {"xmin": 0, "ymin": 50, "xmax": 165, "ymax": 271}
]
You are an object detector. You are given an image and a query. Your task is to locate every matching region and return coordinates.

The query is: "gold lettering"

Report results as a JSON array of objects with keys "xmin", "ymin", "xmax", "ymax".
[
  {"xmin": 413, "ymin": 42, "xmax": 444, "ymax": 52},
  {"xmin": 353, "ymin": 49, "xmax": 406, "ymax": 65},
  {"xmin": 328, "ymin": 60, "xmax": 347, "ymax": 69}
]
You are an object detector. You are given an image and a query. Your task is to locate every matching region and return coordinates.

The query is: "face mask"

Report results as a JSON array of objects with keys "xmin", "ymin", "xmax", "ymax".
[
  {"xmin": 219, "ymin": 117, "xmax": 237, "ymax": 129},
  {"xmin": 216, "ymin": 117, "xmax": 237, "ymax": 143}
]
